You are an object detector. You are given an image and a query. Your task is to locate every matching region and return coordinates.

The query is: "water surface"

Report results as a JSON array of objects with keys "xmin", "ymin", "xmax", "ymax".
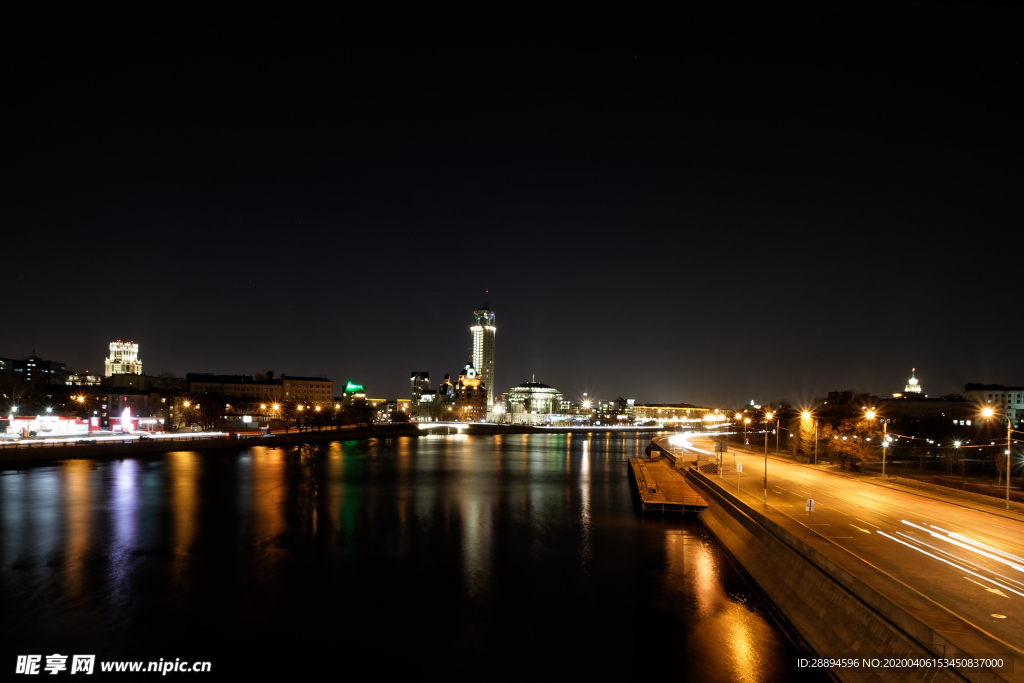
[{"xmin": 1, "ymin": 433, "xmax": 818, "ymax": 680}]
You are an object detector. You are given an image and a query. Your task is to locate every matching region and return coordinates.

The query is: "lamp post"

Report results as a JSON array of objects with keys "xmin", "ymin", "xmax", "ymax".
[
  {"xmin": 763, "ymin": 411, "xmax": 774, "ymax": 505},
  {"xmin": 983, "ymin": 408, "xmax": 1014, "ymax": 509},
  {"xmin": 802, "ymin": 411, "xmax": 817, "ymax": 465},
  {"xmin": 865, "ymin": 409, "xmax": 886, "ymax": 478},
  {"xmin": 775, "ymin": 414, "xmax": 780, "ymax": 455}
]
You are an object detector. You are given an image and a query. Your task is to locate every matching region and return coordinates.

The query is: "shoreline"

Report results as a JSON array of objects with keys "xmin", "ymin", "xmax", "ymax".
[{"xmin": 0, "ymin": 424, "xmax": 673, "ymax": 467}]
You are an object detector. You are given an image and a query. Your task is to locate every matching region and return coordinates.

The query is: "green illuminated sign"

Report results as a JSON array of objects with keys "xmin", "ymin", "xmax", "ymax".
[{"xmin": 345, "ymin": 381, "xmax": 365, "ymax": 393}]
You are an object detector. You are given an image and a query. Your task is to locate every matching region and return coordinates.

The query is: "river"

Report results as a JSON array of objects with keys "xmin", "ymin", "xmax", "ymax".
[{"xmin": 0, "ymin": 433, "xmax": 820, "ymax": 680}]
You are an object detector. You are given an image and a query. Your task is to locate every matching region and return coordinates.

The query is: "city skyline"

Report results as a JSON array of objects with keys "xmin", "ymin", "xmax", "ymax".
[{"xmin": 3, "ymin": 330, "xmax": 1019, "ymax": 411}]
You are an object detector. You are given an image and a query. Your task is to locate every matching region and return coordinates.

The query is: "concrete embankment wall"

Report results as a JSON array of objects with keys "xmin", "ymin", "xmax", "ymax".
[{"xmin": 687, "ymin": 467, "xmax": 1017, "ymax": 683}]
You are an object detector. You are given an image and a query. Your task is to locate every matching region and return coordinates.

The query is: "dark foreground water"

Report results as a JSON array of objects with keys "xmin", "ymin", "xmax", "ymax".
[{"xmin": 1, "ymin": 433, "xmax": 820, "ymax": 681}]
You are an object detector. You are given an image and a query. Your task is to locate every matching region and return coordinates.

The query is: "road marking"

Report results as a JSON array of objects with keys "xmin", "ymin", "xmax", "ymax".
[
  {"xmin": 854, "ymin": 518, "xmax": 880, "ymax": 529},
  {"xmin": 851, "ymin": 525, "xmax": 872, "ymax": 534},
  {"xmin": 862, "ymin": 507, "xmax": 889, "ymax": 517},
  {"xmin": 964, "ymin": 576, "xmax": 1010, "ymax": 598}
]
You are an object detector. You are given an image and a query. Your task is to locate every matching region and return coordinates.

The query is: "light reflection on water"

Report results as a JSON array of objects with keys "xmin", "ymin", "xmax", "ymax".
[{"xmin": 0, "ymin": 434, "xmax": 818, "ymax": 680}]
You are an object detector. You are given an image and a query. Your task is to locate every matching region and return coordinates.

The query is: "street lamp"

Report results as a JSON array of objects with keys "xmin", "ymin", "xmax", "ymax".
[
  {"xmin": 982, "ymin": 407, "xmax": 1014, "ymax": 509},
  {"xmin": 864, "ymin": 407, "xmax": 887, "ymax": 478},
  {"xmin": 763, "ymin": 411, "xmax": 774, "ymax": 505},
  {"xmin": 774, "ymin": 413, "xmax": 781, "ymax": 455},
  {"xmin": 802, "ymin": 411, "xmax": 818, "ymax": 465}
]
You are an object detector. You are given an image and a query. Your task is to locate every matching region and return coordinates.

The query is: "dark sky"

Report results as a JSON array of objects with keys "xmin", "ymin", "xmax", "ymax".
[{"xmin": 5, "ymin": 3, "xmax": 1022, "ymax": 409}]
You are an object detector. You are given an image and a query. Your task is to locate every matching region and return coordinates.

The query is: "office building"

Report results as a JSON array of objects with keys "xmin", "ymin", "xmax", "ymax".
[
  {"xmin": 470, "ymin": 304, "xmax": 496, "ymax": 416},
  {"xmin": 340, "ymin": 381, "xmax": 364, "ymax": 406},
  {"xmin": 411, "ymin": 372, "xmax": 430, "ymax": 403},
  {"xmin": 0, "ymin": 352, "xmax": 67, "ymax": 385}
]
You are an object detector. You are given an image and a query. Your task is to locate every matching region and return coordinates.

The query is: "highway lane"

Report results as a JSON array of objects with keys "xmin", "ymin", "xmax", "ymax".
[{"xmin": 684, "ymin": 434, "xmax": 1024, "ymax": 656}]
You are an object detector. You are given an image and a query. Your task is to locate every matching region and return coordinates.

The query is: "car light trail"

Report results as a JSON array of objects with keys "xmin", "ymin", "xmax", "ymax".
[
  {"xmin": 901, "ymin": 520, "xmax": 1024, "ymax": 575},
  {"xmin": 933, "ymin": 525, "xmax": 1024, "ymax": 567},
  {"xmin": 877, "ymin": 530, "xmax": 1024, "ymax": 599},
  {"xmin": 894, "ymin": 532, "xmax": 1024, "ymax": 591}
]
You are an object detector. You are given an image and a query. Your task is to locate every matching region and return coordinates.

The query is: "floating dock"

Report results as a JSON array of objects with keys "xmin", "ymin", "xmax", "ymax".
[{"xmin": 628, "ymin": 457, "xmax": 708, "ymax": 513}]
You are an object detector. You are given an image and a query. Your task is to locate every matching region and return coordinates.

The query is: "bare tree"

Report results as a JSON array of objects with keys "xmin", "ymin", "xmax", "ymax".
[
  {"xmin": 941, "ymin": 446, "xmax": 958, "ymax": 476},
  {"xmin": 995, "ymin": 449, "xmax": 1008, "ymax": 489}
]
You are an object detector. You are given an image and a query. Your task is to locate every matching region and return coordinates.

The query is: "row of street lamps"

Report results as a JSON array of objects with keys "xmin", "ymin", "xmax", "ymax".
[{"xmin": 734, "ymin": 405, "xmax": 1016, "ymax": 510}]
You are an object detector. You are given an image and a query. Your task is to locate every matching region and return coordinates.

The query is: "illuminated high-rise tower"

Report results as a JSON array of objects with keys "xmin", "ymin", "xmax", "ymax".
[{"xmin": 471, "ymin": 303, "xmax": 496, "ymax": 415}]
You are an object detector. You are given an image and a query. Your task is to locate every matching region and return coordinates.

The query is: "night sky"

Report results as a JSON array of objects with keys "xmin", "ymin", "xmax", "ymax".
[{"xmin": 6, "ymin": 3, "xmax": 1022, "ymax": 408}]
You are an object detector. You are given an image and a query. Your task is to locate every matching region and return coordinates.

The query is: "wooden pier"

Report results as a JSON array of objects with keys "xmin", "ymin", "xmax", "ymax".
[{"xmin": 629, "ymin": 457, "xmax": 708, "ymax": 513}]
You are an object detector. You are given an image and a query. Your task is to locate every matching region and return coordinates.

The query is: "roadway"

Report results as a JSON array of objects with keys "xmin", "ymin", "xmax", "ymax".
[{"xmin": 679, "ymin": 434, "xmax": 1024, "ymax": 659}]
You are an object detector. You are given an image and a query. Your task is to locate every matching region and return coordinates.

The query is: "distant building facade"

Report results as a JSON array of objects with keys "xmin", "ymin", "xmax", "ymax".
[
  {"xmin": 506, "ymin": 381, "xmax": 562, "ymax": 424},
  {"xmin": 187, "ymin": 374, "xmax": 284, "ymax": 402},
  {"xmin": 104, "ymin": 340, "xmax": 142, "ymax": 377},
  {"xmin": 633, "ymin": 403, "xmax": 708, "ymax": 424},
  {"xmin": 411, "ymin": 372, "xmax": 430, "ymax": 403},
  {"xmin": 455, "ymin": 363, "xmax": 487, "ymax": 422},
  {"xmin": 0, "ymin": 353, "xmax": 67, "ymax": 385},
  {"xmin": 282, "ymin": 376, "xmax": 335, "ymax": 406},
  {"xmin": 963, "ymin": 384, "xmax": 1024, "ymax": 428},
  {"xmin": 878, "ymin": 395, "xmax": 973, "ymax": 426}
]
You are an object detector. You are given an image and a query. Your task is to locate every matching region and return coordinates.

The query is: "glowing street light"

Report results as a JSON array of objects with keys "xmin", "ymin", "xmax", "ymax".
[
  {"xmin": 763, "ymin": 410, "xmax": 775, "ymax": 505},
  {"xmin": 864, "ymin": 408, "xmax": 887, "ymax": 477},
  {"xmin": 801, "ymin": 410, "xmax": 819, "ymax": 465},
  {"xmin": 981, "ymin": 407, "xmax": 1013, "ymax": 509}
]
